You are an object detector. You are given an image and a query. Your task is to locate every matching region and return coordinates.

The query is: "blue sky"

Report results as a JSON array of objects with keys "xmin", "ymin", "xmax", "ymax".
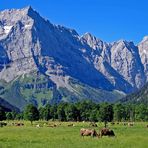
[{"xmin": 0, "ymin": 0, "xmax": 148, "ymax": 44}]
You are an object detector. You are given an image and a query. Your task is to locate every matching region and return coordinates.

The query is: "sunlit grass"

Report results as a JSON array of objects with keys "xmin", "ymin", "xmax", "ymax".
[{"xmin": 0, "ymin": 121, "xmax": 148, "ymax": 148}]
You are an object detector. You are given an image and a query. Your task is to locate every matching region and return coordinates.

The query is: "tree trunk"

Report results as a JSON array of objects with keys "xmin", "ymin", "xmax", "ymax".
[{"xmin": 104, "ymin": 121, "xmax": 107, "ymax": 128}]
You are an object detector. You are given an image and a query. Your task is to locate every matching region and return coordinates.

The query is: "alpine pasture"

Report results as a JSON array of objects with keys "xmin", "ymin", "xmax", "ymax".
[{"xmin": 0, "ymin": 121, "xmax": 148, "ymax": 148}]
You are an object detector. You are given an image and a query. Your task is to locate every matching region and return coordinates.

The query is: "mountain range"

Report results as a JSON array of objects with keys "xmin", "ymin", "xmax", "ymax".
[{"xmin": 0, "ymin": 6, "xmax": 148, "ymax": 110}]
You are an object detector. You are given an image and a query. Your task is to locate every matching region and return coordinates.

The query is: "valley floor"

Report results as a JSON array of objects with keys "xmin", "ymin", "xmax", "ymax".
[{"xmin": 0, "ymin": 121, "xmax": 148, "ymax": 148}]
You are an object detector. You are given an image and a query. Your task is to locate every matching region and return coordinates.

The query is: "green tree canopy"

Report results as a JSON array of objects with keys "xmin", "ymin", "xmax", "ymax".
[
  {"xmin": 0, "ymin": 107, "xmax": 6, "ymax": 121},
  {"xmin": 44, "ymin": 104, "xmax": 51, "ymax": 121},
  {"xmin": 24, "ymin": 104, "xmax": 39, "ymax": 124},
  {"xmin": 57, "ymin": 103, "xmax": 67, "ymax": 121},
  {"xmin": 6, "ymin": 112, "xmax": 13, "ymax": 120},
  {"xmin": 99, "ymin": 103, "xmax": 114, "ymax": 127},
  {"xmin": 114, "ymin": 103, "xmax": 126, "ymax": 122}
]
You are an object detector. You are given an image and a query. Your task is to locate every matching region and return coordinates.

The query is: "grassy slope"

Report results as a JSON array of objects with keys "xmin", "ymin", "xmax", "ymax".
[
  {"xmin": 0, "ymin": 72, "xmax": 125, "ymax": 110},
  {"xmin": 121, "ymin": 83, "xmax": 148, "ymax": 104},
  {"xmin": 0, "ymin": 80, "xmax": 27, "ymax": 110},
  {"xmin": 68, "ymin": 78, "xmax": 125, "ymax": 103},
  {"xmin": 0, "ymin": 121, "xmax": 148, "ymax": 148},
  {"xmin": 0, "ymin": 72, "xmax": 54, "ymax": 110}
]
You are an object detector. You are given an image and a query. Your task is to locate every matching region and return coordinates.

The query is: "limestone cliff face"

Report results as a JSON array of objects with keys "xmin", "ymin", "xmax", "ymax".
[
  {"xmin": 138, "ymin": 36, "xmax": 148, "ymax": 81},
  {"xmin": 110, "ymin": 40, "xmax": 145, "ymax": 90},
  {"xmin": 81, "ymin": 33, "xmax": 146, "ymax": 93},
  {"xmin": 0, "ymin": 6, "xmax": 147, "ymax": 96}
]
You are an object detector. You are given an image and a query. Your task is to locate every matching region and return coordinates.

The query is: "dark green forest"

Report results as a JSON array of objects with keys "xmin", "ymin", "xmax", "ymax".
[{"xmin": 1, "ymin": 101, "xmax": 148, "ymax": 122}]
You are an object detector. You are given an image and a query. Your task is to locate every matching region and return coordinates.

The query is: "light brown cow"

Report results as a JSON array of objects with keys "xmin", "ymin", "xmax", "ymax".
[
  {"xmin": 12, "ymin": 123, "xmax": 24, "ymax": 126},
  {"xmin": 111, "ymin": 122, "xmax": 115, "ymax": 125},
  {"xmin": 128, "ymin": 122, "xmax": 134, "ymax": 127},
  {"xmin": 68, "ymin": 124, "xmax": 75, "ymax": 127},
  {"xmin": 47, "ymin": 124, "xmax": 57, "ymax": 128},
  {"xmin": 123, "ymin": 122, "xmax": 128, "ymax": 126},
  {"xmin": 80, "ymin": 128, "xmax": 98, "ymax": 138}
]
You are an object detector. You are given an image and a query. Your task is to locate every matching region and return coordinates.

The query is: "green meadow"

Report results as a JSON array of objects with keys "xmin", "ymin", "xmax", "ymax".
[{"xmin": 0, "ymin": 121, "xmax": 148, "ymax": 148}]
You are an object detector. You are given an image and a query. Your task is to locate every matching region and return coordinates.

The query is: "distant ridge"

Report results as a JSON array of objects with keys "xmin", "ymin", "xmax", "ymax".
[{"xmin": 120, "ymin": 82, "xmax": 148, "ymax": 104}]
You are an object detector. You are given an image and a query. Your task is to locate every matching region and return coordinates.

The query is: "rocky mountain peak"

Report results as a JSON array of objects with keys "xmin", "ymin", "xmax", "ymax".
[
  {"xmin": 82, "ymin": 32, "xmax": 102, "ymax": 43},
  {"xmin": 23, "ymin": 6, "xmax": 33, "ymax": 12},
  {"xmin": 0, "ymin": 7, "xmax": 148, "ymax": 109},
  {"xmin": 0, "ymin": 6, "xmax": 148, "ymax": 98},
  {"xmin": 142, "ymin": 36, "xmax": 148, "ymax": 42},
  {"xmin": 138, "ymin": 35, "xmax": 148, "ymax": 80},
  {"xmin": 81, "ymin": 32, "xmax": 104, "ymax": 52}
]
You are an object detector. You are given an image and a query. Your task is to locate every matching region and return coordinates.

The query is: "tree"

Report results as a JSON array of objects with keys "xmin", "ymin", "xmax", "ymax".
[
  {"xmin": 44, "ymin": 104, "xmax": 51, "ymax": 121},
  {"xmin": 89, "ymin": 109, "xmax": 99, "ymax": 122},
  {"xmin": 50, "ymin": 104, "xmax": 58, "ymax": 121},
  {"xmin": 114, "ymin": 103, "xmax": 126, "ymax": 122},
  {"xmin": 77, "ymin": 101, "xmax": 92, "ymax": 121},
  {"xmin": 39, "ymin": 107, "xmax": 45, "ymax": 120},
  {"xmin": 15, "ymin": 113, "xmax": 23, "ymax": 120},
  {"xmin": 6, "ymin": 112, "xmax": 13, "ymax": 121},
  {"xmin": 65, "ymin": 104, "xmax": 78, "ymax": 121},
  {"xmin": 11, "ymin": 111, "xmax": 17, "ymax": 120},
  {"xmin": 0, "ymin": 107, "xmax": 6, "ymax": 121},
  {"xmin": 24, "ymin": 104, "xmax": 39, "ymax": 124},
  {"xmin": 135, "ymin": 104, "xmax": 148, "ymax": 121},
  {"xmin": 57, "ymin": 103, "xmax": 66, "ymax": 121},
  {"xmin": 99, "ymin": 103, "xmax": 114, "ymax": 127}
]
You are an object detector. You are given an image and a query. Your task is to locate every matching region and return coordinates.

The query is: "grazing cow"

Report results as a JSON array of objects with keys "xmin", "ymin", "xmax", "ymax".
[
  {"xmin": 68, "ymin": 124, "xmax": 75, "ymax": 127},
  {"xmin": 99, "ymin": 128, "xmax": 115, "ymax": 137},
  {"xmin": 89, "ymin": 122, "xmax": 98, "ymax": 127},
  {"xmin": 14, "ymin": 123, "xmax": 24, "ymax": 126},
  {"xmin": 0, "ymin": 122, "xmax": 7, "ymax": 127},
  {"xmin": 111, "ymin": 122, "xmax": 115, "ymax": 125},
  {"xmin": 123, "ymin": 122, "xmax": 127, "ymax": 126},
  {"xmin": 36, "ymin": 124, "xmax": 41, "ymax": 128},
  {"xmin": 18, "ymin": 123, "xmax": 24, "ymax": 126},
  {"xmin": 128, "ymin": 122, "xmax": 134, "ymax": 127},
  {"xmin": 43, "ymin": 123, "xmax": 47, "ymax": 126},
  {"xmin": 47, "ymin": 124, "xmax": 57, "ymax": 127},
  {"xmin": 80, "ymin": 128, "xmax": 98, "ymax": 138}
]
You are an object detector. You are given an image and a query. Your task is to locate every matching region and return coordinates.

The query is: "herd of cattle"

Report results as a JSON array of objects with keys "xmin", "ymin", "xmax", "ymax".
[
  {"xmin": 0, "ymin": 121, "xmax": 148, "ymax": 139},
  {"xmin": 79, "ymin": 122, "xmax": 139, "ymax": 138},
  {"xmin": 0, "ymin": 122, "xmax": 24, "ymax": 127},
  {"xmin": 80, "ymin": 128, "xmax": 115, "ymax": 138}
]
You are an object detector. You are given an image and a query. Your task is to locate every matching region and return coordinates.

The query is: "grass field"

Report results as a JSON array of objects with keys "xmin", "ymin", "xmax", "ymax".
[{"xmin": 0, "ymin": 121, "xmax": 148, "ymax": 148}]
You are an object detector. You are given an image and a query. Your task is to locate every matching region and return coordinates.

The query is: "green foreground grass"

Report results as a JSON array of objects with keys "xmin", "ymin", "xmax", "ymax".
[{"xmin": 0, "ymin": 121, "xmax": 148, "ymax": 148}]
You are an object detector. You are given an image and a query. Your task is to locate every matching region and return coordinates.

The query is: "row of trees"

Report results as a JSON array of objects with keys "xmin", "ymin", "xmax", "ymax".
[{"xmin": 1, "ymin": 101, "xmax": 148, "ymax": 123}]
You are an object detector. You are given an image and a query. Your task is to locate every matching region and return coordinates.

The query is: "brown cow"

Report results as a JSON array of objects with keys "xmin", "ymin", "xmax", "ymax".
[
  {"xmin": 0, "ymin": 122, "xmax": 7, "ymax": 127},
  {"xmin": 47, "ymin": 124, "xmax": 57, "ymax": 128},
  {"xmin": 99, "ymin": 128, "xmax": 115, "ymax": 137},
  {"xmin": 68, "ymin": 124, "xmax": 75, "ymax": 127},
  {"xmin": 123, "ymin": 122, "xmax": 127, "ymax": 126},
  {"xmin": 13, "ymin": 123, "xmax": 24, "ymax": 126},
  {"xmin": 111, "ymin": 122, "xmax": 115, "ymax": 125},
  {"xmin": 80, "ymin": 128, "xmax": 98, "ymax": 138},
  {"xmin": 128, "ymin": 122, "xmax": 134, "ymax": 127}
]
